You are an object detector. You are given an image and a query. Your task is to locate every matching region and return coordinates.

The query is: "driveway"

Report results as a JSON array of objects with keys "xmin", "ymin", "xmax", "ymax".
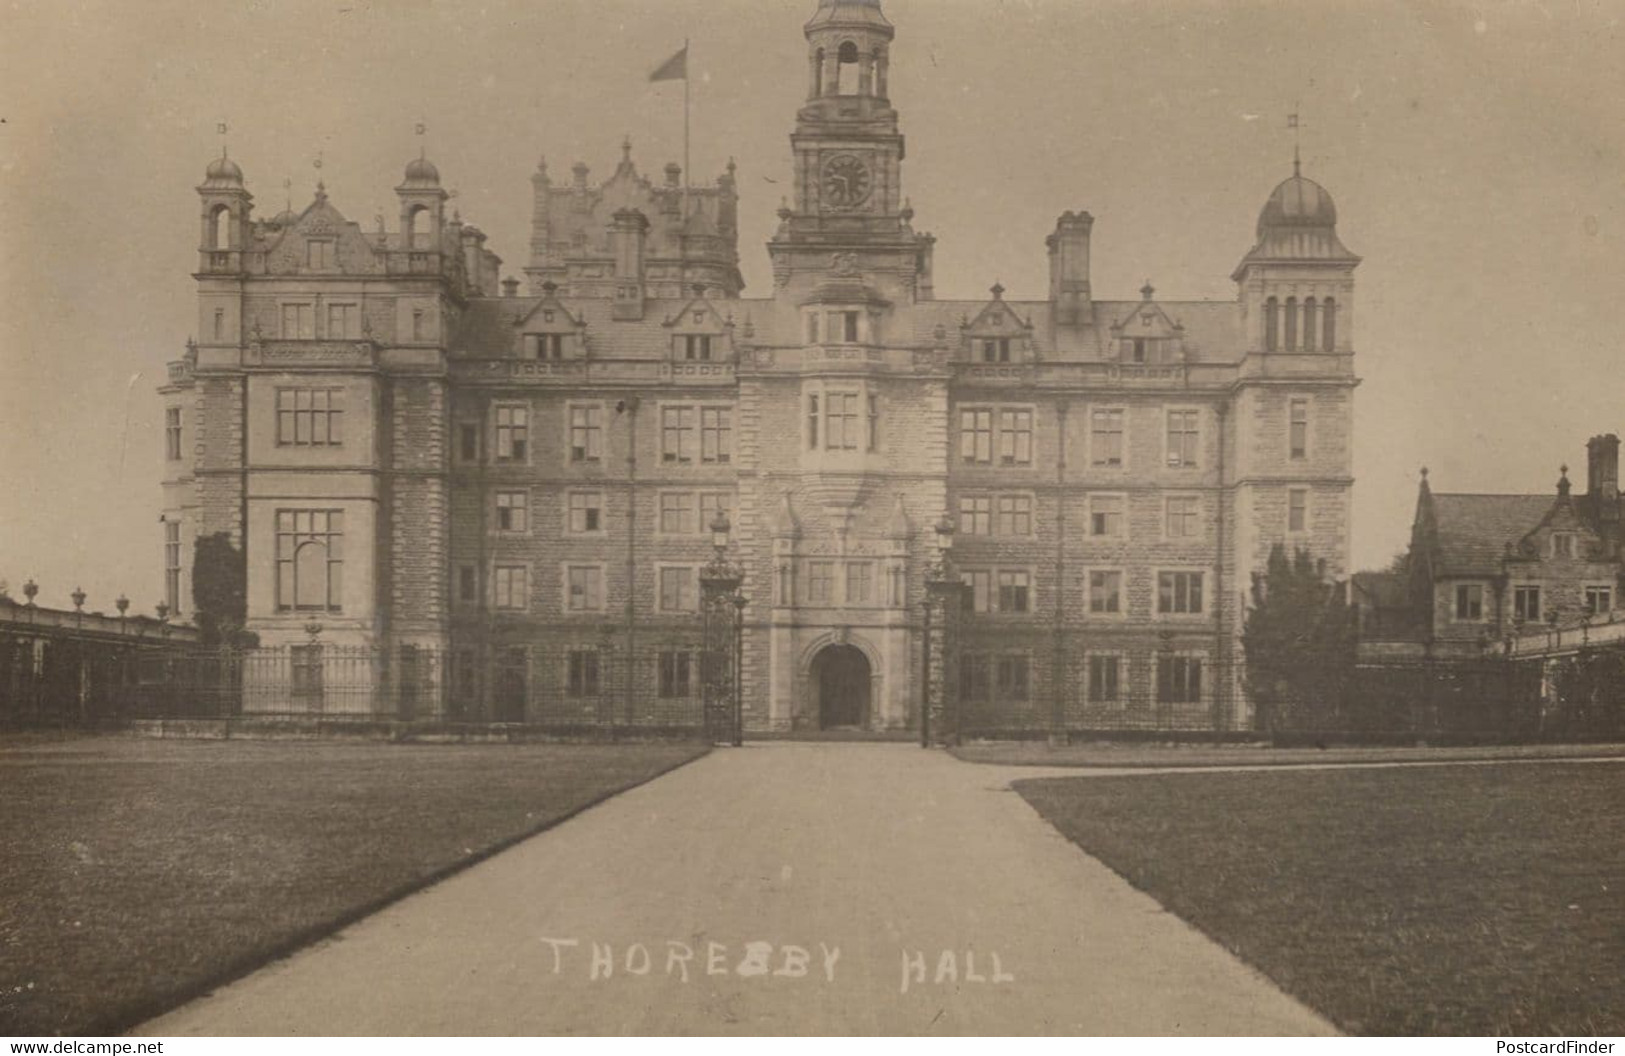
[{"xmin": 136, "ymin": 743, "xmax": 1333, "ymax": 1035}]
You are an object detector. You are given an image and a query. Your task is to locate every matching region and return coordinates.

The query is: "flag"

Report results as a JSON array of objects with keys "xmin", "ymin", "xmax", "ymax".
[{"xmin": 650, "ymin": 44, "xmax": 688, "ymax": 82}]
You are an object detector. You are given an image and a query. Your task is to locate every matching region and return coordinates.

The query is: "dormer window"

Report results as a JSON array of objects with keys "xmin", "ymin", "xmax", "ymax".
[
  {"xmin": 528, "ymin": 334, "xmax": 567, "ymax": 359},
  {"xmin": 834, "ymin": 310, "xmax": 861, "ymax": 343},
  {"xmin": 1132, "ymin": 338, "xmax": 1146, "ymax": 364},
  {"xmin": 306, "ymin": 239, "xmax": 335, "ymax": 271},
  {"xmin": 683, "ymin": 335, "xmax": 712, "ymax": 361},
  {"xmin": 981, "ymin": 338, "xmax": 1011, "ymax": 363},
  {"xmin": 1553, "ymin": 533, "xmax": 1575, "ymax": 559}
]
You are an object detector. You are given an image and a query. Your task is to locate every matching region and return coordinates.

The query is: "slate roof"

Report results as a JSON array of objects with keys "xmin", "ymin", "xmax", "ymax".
[
  {"xmin": 450, "ymin": 293, "xmax": 1246, "ymax": 364},
  {"xmin": 1428, "ymin": 494, "xmax": 1557, "ymax": 576}
]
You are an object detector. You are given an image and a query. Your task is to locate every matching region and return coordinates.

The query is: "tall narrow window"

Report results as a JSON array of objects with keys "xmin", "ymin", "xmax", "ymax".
[
  {"xmin": 1284, "ymin": 296, "xmax": 1299, "ymax": 350},
  {"xmin": 658, "ymin": 651, "xmax": 693, "ymax": 698},
  {"xmin": 684, "ymin": 334, "xmax": 712, "ymax": 361},
  {"xmin": 1302, "ymin": 298, "xmax": 1318, "ymax": 352},
  {"xmin": 866, "ymin": 394, "xmax": 879, "ymax": 452},
  {"xmin": 807, "ymin": 394, "xmax": 820, "ymax": 449},
  {"xmin": 1000, "ymin": 410, "xmax": 1033, "ymax": 465},
  {"xmin": 1514, "ymin": 585, "xmax": 1542, "ymax": 623},
  {"xmin": 495, "ymin": 405, "xmax": 529, "ymax": 462},
  {"xmin": 569, "ymin": 405, "xmax": 601, "ymax": 462},
  {"xmin": 701, "ymin": 407, "xmax": 732, "ymax": 464},
  {"xmin": 209, "ymin": 205, "xmax": 231, "ymax": 251},
  {"xmin": 1288, "ymin": 489, "xmax": 1308, "ymax": 533},
  {"xmin": 961, "ymin": 409, "xmax": 993, "ymax": 463},
  {"xmin": 493, "ymin": 566, "xmax": 527, "ymax": 610},
  {"xmin": 412, "ymin": 309, "xmax": 427, "ymax": 341},
  {"xmin": 457, "ymin": 564, "xmax": 477, "ymax": 604},
  {"xmin": 997, "ymin": 570, "xmax": 1031, "ymax": 613},
  {"xmin": 1322, "ymin": 297, "xmax": 1336, "ymax": 350},
  {"xmin": 662, "ymin": 406, "xmax": 696, "ymax": 463},
  {"xmin": 1264, "ymin": 296, "xmax": 1279, "ymax": 351},
  {"xmin": 408, "ymin": 206, "xmax": 432, "ymax": 250},
  {"xmin": 1289, "ymin": 399, "xmax": 1309, "ymax": 460},
  {"xmin": 845, "ymin": 562, "xmax": 873, "ymax": 604},
  {"xmin": 275, "ymin": 510, "xmax": 344, "ymax": 613},
  {"xmin": 826, "ymin": 393, "xmax": 859, "ymax": 450},
  {"xmin": 458, "ymin": 423, "xmax": 480, "ymax": 463},
  {"xmin": 807, "ymin": 562, "xmax": 834, "ymax": 604},
  {"xmin": 165, "ymin": 407, "xmax": 183, "ymax": 461},
  {"xmin": 1088, "ymin": 655, "xmax": 1121, "ymax": 703},
  {"xmin": 1091, "ymin": 408, "xmax": 1125, "ymax": 467},
  {"xmin": 495, "ymin": 490, "xmax": 529, "ymax": 534},
  {"xmin": 806, "ymin": 311, "xmax": 820, "ymax": 344},
  {"xmin": 213, "ymin": 308, "xmax": 225, "ymax": 341},
  {"xmin": 567, "ymin": 650, "xmax": 600, "ymax": 698},
  {"xmin": 843, "ymin": 311, "xmax": 860, "ymax": 342},
  {"xmin": 164, "ymin": 521, "xmax": 182, "ymax": 615},
  {"xmin": 1166, "ymin": 409, "xmax": 1200, "ymax": 468}
]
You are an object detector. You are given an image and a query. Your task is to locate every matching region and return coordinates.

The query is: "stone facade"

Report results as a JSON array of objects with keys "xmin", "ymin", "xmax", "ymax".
[{"xmin": 161, "ymin": 0, "xmax": 1361, "ymax": 732}]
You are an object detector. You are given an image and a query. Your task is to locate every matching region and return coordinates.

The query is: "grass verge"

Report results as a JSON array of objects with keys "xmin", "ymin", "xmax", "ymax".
[
  {"xmin": 955, "ymin": 740, "xmax": 1625, "ymax": 769},
  {"xmin": 0, "ymin": 737, "xmax": 706, "ymax": 1035},
  {"xmin": 1016, "ymin": 762, "xmax": 1625, "ymax": 1035}
]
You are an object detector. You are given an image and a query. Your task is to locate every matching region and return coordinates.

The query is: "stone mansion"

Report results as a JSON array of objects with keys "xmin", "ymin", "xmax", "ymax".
[{"xmin": 160, "ymin": 0, "xmax": 1360, "ymax": 733}]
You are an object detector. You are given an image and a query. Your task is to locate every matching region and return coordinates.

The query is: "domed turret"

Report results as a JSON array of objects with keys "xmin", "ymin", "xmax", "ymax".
[
  {"xmin": 402, "ymin": 155, "xmax": 441, "ymax": 187},
  {"xmin": 202, "ymin": 155, "xmax": 244, "ymax": 189},
  {"xmin": 1256, "ymin": 172, "xmax": 1338, "ymax": 238}
]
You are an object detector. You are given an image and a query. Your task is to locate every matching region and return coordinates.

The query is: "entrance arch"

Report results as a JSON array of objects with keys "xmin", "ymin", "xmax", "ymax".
[{"xmin": 811, "ymin": 644, "xmax": 871, "ymax": 729}]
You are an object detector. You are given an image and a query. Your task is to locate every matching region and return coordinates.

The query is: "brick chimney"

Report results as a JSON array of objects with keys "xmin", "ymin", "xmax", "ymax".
[
  {"xmin": 1046, "ymin": 211, "xmax": 1094, "ymax": 327},
  {"xmin": 1587, "ymin": 433, "xmax": 1620, "ymax": 533}
]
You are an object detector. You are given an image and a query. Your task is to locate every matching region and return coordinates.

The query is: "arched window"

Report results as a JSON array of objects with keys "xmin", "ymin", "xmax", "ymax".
[
  {"xmin": 837, "ymin": 41, "xmax": 860, "ymax": 95},
  {"xmin": 1302, "ymin": 297, "xmax": 1318, "ymax": 352},
  {"xmin": 209, "ymin": 204, "xmax": 231, "ymax": 251},
  {"xmin": 294, "ymin": 542, "xmax": 329, "ymax": 610},
  {"xmin": 873, "ymin": 46, "xmax": 887, "ymax": 97},
  {"xmin": 1284, "ymin": 296, "xmax": 1298, "ymax": 350},
  {"xmin": 812, "ymin": 47, "xmax": 825, "ymax": 97},
  {"xmin": 408, "ymin": 206, "xmax": 432, "ymax": 250},
  {"xmin": 1322, "ymin": 297, "xmax": 1336, "ymax": 350},
  {"xmin": 1264, "ymin": 296, "xmax": 1279, "ymax": 351}
]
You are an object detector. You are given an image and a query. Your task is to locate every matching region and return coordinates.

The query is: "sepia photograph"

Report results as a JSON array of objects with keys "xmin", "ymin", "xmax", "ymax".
[{"xmin": 2, "ymin": 0, "xmax": 1623, "ymax": 1040}]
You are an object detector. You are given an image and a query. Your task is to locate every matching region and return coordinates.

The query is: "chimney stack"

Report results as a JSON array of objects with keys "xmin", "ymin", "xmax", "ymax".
[
  {"xmin": 610, "ymin": 207, "xmax": 650, "ymax": 320},
  {"xmin": 1047, "ymin": 211, "xmax": 1094, "ymax": 327},
  {"xmin": 1587, "ymin": 433, "xmax": 1620, "ymax": 529}
]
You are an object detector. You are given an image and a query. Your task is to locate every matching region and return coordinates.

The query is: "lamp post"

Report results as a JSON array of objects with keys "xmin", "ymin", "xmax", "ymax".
[
  {"xmin": 700, "ymin": 511, "xmax": 745, "ymax": 746},
  {"xmin": 923, "ymin": 514, "xmax": 963, "ymax": 747}
]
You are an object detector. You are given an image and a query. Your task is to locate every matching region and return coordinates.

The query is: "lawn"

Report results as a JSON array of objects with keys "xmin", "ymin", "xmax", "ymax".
[
  {"xmin": 1016, "ymin": 762, "xmax": 1625, "ymax": 1035},
  {"xmin": 954, "ymin": 740, "xmax": 1625, "ymax": 769},
  {"xmin": 0, "ymin": 736, "xmax": 706, "ymax": 1036}
]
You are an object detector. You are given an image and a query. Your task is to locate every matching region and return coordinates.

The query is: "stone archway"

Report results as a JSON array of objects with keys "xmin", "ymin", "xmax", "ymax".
[{"xmin": 810, "ymin": 644, "xmax": 872, "ymax": 730}]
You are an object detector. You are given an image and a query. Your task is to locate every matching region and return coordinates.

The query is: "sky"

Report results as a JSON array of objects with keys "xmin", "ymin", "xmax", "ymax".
[{"xmin": 2, "ymin": 0, "xmax": 1623, "ymax": 612}]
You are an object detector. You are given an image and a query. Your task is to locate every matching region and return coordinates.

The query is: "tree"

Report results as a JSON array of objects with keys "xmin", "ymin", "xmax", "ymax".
[
  {"xmin": 191, "ymin": 532, "xmax": 256, "ymax": 647},
  {"xmin": 1243, "ymin": 544, "xmax": 1356, "ymax": 736}
]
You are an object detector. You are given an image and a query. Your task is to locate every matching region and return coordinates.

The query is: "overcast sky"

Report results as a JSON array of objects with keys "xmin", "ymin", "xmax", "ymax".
[{"xmin": 3, "ymin": 0, "xmax": 1623, "ymax": 612}]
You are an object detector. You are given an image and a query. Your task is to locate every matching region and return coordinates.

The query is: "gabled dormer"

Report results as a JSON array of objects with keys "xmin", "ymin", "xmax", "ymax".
[
  {"xmin": 1514, "ymin": 468, "xmax": 1604, "ymax": 563},
  {"xmin": 961, "ymin": 283, "xmax": 1033, "ymax": 363},
  {"xmin": 515, "ymin": 282, "xmax": 585, "ymax": 359},
  {"xmin": 1110, "ymin": 283, "xmax": 1185, "ymax": 365},
  {"xmin": 263, "ymin": 186, "xmax": 383, "ymax": 276},
  {"xmin": 665, "ymin": 285, "xmax": 732, "ymax": 362}
]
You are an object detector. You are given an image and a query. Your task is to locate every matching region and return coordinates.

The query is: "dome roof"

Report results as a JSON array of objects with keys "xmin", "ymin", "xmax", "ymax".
[
  {"xmin": 202, "ymin": 155, "xmax": 244, "ymax": 187},
  {"xmin": 269, "ymin": 208, "xmax": 299, "ymax": 228},
  {"xmin": 806, "ymin": 0, "xmax": 893, "ymax": 33},
  {"xmin": 1257, "ymin": 173, "xmax": 1338, "ymax": 237},
  {"xmin": 402, "ymin": 156, "xmax": 441, "ymax": 186}
]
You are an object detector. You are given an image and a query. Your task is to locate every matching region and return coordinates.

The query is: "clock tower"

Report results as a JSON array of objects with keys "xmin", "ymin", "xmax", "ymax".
[{"xmin": 770, "ymin": 0, "xmax": 935, "ymax": 303}]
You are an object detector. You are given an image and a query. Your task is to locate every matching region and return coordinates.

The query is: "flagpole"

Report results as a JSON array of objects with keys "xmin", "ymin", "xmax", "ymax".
[{"xmin": 683, "ymin": 37, "xmax": 691, "ymax": 221}]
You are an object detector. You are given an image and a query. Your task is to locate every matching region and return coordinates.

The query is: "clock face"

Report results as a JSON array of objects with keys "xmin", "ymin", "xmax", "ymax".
[{"xmin": 821, "ymin": 153, "xmax": 872, "ymax": 209}]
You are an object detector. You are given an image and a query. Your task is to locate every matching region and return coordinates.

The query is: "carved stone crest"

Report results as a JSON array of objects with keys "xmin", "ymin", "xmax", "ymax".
[{"xmin": 829, "ymin": 252, "xmax": 862, "ymax": 278}]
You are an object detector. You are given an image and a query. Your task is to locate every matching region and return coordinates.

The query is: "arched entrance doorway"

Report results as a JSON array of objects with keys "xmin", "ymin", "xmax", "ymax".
[{"xmin": 812, "ymin": 644, "xmax": 871, "ymax": 729}]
